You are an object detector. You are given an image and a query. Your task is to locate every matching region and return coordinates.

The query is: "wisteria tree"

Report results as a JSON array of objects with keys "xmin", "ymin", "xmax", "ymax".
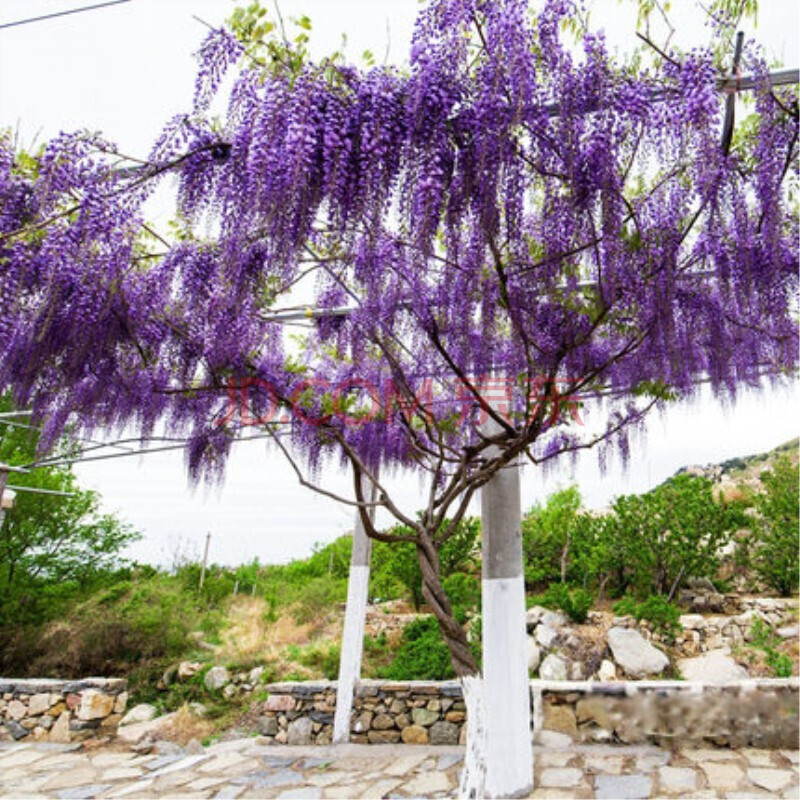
[{"xmin": 0, "ymin": 0, "xmax": 797, "ymax": 794}]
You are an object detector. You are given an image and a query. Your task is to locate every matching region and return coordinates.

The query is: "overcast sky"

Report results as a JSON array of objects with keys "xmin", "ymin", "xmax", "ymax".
[{"xmin": 0, "ymin": 0, "xmax": 797, "ymax": 566}]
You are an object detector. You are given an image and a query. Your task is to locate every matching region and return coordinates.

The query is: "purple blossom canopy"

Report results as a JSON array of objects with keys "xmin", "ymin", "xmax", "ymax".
[{"xmin": 0, "ymin": 0, "xmax": 797, "ymax": 486}]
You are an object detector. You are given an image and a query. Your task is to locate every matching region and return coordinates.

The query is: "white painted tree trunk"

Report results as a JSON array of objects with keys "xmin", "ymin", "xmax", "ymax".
[
  {"xmin": 333, "ymin": 472, "xmax": 377, "ymax": 744},
  {"xmin": 459, "ymin": 674, "xmax": 487, "ymax": 799},
  {"xmin": 477, "ymin": 417, "xmax": 534, "ymax": 798}
]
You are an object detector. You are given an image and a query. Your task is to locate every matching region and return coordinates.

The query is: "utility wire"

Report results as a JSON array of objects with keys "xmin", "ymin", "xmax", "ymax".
[{"xmin": 0, "ymin": 0, "xmax": 131, "ymax": 31}]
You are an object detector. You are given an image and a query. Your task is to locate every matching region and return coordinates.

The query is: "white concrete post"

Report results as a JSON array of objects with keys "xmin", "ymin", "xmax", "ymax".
[
  {"xmin": 333, "ymin": 471, "xmax": 377, "ymax": 743},
  {"xmin": 480, "ymin": 422, "xmax": 533, "ymax": 798}
]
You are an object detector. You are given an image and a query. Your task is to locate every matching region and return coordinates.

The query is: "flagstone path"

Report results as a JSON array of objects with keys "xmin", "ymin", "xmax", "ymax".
[{"xmin": 0, "ymin": 739, "xmax": 797, "ymax": 799}]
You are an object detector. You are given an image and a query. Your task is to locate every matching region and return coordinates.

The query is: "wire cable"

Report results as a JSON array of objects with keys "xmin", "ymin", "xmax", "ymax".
[{"xmin": 0, "ymin": 0, "xmax": 131, "ymax": 31}]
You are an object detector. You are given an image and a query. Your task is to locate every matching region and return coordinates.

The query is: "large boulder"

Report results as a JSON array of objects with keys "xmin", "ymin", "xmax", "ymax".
[
  {"xmin": 607, "ymin": 627, "xmax": 669, "ymax": 677},
  {"xmin": 203, "ymin": 666, "xmax": 230, "ymax": 691},
  {"xmin": 539, "ymin": 654, "xmax": 568, "ymax": 681},
  {"xmin": 120, "ymin": 703, "xmax": 157, "ymax": 727},
  {"xmin": 536, "ymin": 624, "xmax": 559, "ymax": 650},
  {"xmin": 677, "ymin": 649, "xmax": 748, "ymax": 683},
  {"xmin": 527, "ymin": 637, "xmax": 541, "ymax": 672}
]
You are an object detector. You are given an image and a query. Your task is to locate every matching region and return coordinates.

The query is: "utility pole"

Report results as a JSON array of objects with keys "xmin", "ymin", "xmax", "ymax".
[{"xmin": 199, "ymin": 531, "xmax": 211, "ymax": 590}]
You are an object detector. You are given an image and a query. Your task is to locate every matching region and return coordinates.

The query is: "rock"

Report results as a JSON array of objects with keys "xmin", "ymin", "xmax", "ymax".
[
  {"xmin": 527, "ymin": 637, "xmax": 541, "ymax": 672},
  {"xmin": 286, "ymin": 716, "xmax": 313, "ymax": 745},
  {"xmin": 371, "ymin": 713, "xmax": 395, "ymax": 730},
  {"xmin": 257, "ymin": 715, "xmax": 278, "ymax": 736},
  {"xmin": 542, "ymin": 610, "xmax": 569, "ymax": 628},
  {"xmin": 49, "ymin": 711, "xmax": 71, "ymax": 743},
  {"xmin": 160, "ymin": 665, "xmax": 178, "ymax": 687},
  {"xmin": 264, "ymin": 694, "xmax": 295, "ymax": 712},
  {"xmin": 188, "ymin": 702, "xmax": 207, "ymax": 717},
  {"xmin": 113, "ymin": 692, "xmax": 128, "ymax": 714},
  {"xmin": 679, "ymin": 614, "xmax": 706, "ymax": 630},
  {"xmin": 222, "ymin": 684, "xmax": 237, "ymax": 699},
  {"xmin": 526, "ymin": 605, "xmax": 548, "ymax": 629},
  {"xmin": 116, "ymin": 712, "xmax": 176, "ymax": 745},
  {"xmin": 77, "ymin": 690, "xmax": 114, "ymax": 721},
  {"xmin": 539, "ymin": 654, "xmax": 568, "ymax": 681},
  {"xmin": 411, "ymin": 707, "xmax": 439, "ymax": 727},
  {"xmin": 686, "ymin": 576, "xmax": 716, "ymax": 593},
  {"xmin": 543, "ymin": 704, "xmax": 577, "ymax": 736},
  {"xmin": 607, "ymin": 627, "xmax": 669, "ymax": 677},
  {"xmin": 120, "ymin": 704, "xmax": 157, "ymax": 727},
  {"xmin": 177, "ymin": 661, "xmax": 202, "ymax": 681},
  {"xmin": 536, "ymin": 625, "xmax": 559, "ymax": 649},
  {"xmin": 5, "ymin": 720, "xmax": 29, "ymax": 740},
  {"xmin": 6, "ymin": 700, "xmax": 26, "ymax": 720},
  {"xmin": 400, "ymin": 724, "xmax": 429, "ymax": 744},
  {"xmin": 28, "ymin": 693, "xmax": 52, "ymax": 716},
  {"xmin": 776, "ymin": 625, "xmax": 799, "ymax": 640},
  {"xmin": 747, "ymin": 768, "xmax": 795, "ymax": 792},
  {"xmin": 203, "ymin": 666, "xmax": 230, "ymax": 691},
  {"xmin": 540, "ymin": 768, "xmax": 583, "ymax": 788},
  {"xmin": 677, "ymin": 649, "xmax": 748, "ymax": 683},
  {"xmin": 367, "ymin": 729, "xmax": 401, "ymax": 743},
  {"xmin": 429, "ymin": 720, "xmax": 459, "ymax": 745},
  {"xmin": 249, "ymin": 666, "xmax": 265, "ymax": 684},
  {"xmin": 597, "ymin": 659, "xmax": 617, "ymax": 682},
  {"xmin": 353, "ymin": 710, "xmax": 372, "ymax": 733}
]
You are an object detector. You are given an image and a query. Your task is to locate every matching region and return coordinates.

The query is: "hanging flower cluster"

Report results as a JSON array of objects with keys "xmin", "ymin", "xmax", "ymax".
[{"xmin": 0, "ymin": 0, "xmax": 796, "ymax": 483}]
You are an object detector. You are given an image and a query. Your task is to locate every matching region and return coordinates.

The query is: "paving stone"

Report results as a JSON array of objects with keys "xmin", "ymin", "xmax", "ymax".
[
  {"xmin": 595, "ymin": 774, "xmax": 652, "ymax": 799},
  {"xmin": 261, "ymin": 755, "xmax": 298, "ymax": 768},
  {"xmin": 383, "ymin": 753, "xmax": 428, "ymax": 777},
  {"xmin": 780, "ymin": 750, "xmax": 800, "ymax": 765},
  {"xmin": 703, "ymin": 762, "xmax": 746, "ymax": 790},
  {"xmin": 42, "ymin": 768, "xmax": 98, "ymax": 791},
  {"xmin": 249, "ymin": 769, "xmax": 303, "ymax": 789},
  {"xmin": 99, "ymin": 766, "xmax": 143, "ymax": 781},
  {"xmin": 101, "ymin": 778, "xmax": 153, "ymax": 797},
  {"xmin": 747, "ymin": 768, "xmax": 796, "ymax": 792},
  {"xmin": 91, "ymin": 752, "xmax": 136, "ymax": 769},
  {"xmin": 55, "ymin": 785, "xmax": 111, "ymax": 799},
  {"xmin": 277, "ymin": 788, "xmax": 323, "ymax": 799},
  {"xmin": 437, "ymin": 754, "xmax": 463, "ymax": 770},
  {"xmin": 0, "ymin": 748, "xmax": 49, "ymax": 767},
  {"xmin": 658, "ymin": 766, "xmax": 698, "ymax": 793},
  {"xmin": 214, "ymin": 786, "xmax": 244, "ymax": 799},
  {"xmin": 187, "ymin": 777, "xmax": 228, "ymax": 791},
  {"xmin": 539, "ymin": 768, "xmax": 583, "ymax": 788},
  {"xmin": 323, "ymin": 782, "xmax": 372, "ymax": 799},
  {"xmin": 198, "ymin": 753, "xmax": 249, "ymax": 774},
  {"xmin": 294, "ymin": 757, "xmax": 332, "ymax": 770},
  {"xmin": 402, "ymin": 772, "xmax": 452, "ymax": 795}
]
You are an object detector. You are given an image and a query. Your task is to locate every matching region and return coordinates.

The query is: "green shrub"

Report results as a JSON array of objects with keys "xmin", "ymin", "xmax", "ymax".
[
  {"xmin": 608, "ymin": 475, "xmax": 737, "ymax": 598},
  {"xmin": 531, "ymin": 583, "xmax": 594, "ymax": 624},
  {"xmin": 747, "ymin": 457, "xmax": 799, "ymax": 597},
  {"xmin": 748, "ymin": 619, "xmax": 794, "ymax": 677},
  {"xmin": 442, "ymin": 572, "xmax": 480, "ymax": 623},
  {"xmin": 613, "ymin": 595, "xmax": 682, "ymax": 637},
  {"xmin": 380, "ymin": 616, "xmax": 455, "ymax": 680}
]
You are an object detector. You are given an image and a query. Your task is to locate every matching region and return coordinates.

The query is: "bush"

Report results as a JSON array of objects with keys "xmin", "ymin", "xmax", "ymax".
[
  {"xmin": 442, "ymin": 572, "xmax": 480, "ymax": 623},
  {"xmin": 379, "ymin": 616, "xmax": 455, "ymax": 680},
  {"xmin": 747, "ymin": 457, "xmax": 799, "ymax": 597},
  {"xmin": 748, "ymin": 619, "xmax": 794, "ymax": 677},
  {"xmin": 531, "ymin": 583, "xmax": 593, "ymax": 624},
  {"xmin": 608, "ymin": 475, "xmax": 736, "ymax": 598},
  {"xmin": 613, "ymin": 595, "xmax": 682, "ymax": 637}
]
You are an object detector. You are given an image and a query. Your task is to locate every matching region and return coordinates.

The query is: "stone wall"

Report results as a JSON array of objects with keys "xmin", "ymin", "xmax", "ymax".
[
  {"xmin": 255, "ymin": 678, "xmax": 799, "ymax": 749},
  {"xmin": 0, "ymin": 678, "xmax": 127, "ymax": 743}
]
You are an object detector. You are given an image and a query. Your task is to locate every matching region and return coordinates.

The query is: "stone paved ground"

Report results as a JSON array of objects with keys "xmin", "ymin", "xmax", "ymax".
[{"xmin": 0, "ymin": 740, "xmax": 797, "ymax": 799}]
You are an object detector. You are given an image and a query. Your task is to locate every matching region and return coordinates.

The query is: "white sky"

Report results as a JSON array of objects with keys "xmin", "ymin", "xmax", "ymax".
[{"xmin": 0, "ymin": 0, "xmax": 797, "ymax": 566}]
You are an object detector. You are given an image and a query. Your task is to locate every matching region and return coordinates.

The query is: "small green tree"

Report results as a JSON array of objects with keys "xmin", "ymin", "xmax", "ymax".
[
  {"xmin": 748, "ymin": 457, "xmax": 799, "ymax": 596},
  {"xmin": 609, "ymin": 474, "xmax": 737, "ymax": 599},
  {"xmin": 0, "ymin": 398, "xmax": 139, "ymax": 625},
  {"xmin": 522, "ymin": 486, "xmax": 582, "ymax": 586}
]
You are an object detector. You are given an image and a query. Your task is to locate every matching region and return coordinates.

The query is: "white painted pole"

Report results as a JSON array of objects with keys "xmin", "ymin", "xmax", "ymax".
[
  {"xmin": 480, "ymin": 420, "xmax": 533, "ymax": 798},
  {"xmin": 333, "ymin": 470, "xmax": 377, "ymax": 744},
  {"xmin": 199, "ymin": 531, "xmax": 211, "ymax": 590}
]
